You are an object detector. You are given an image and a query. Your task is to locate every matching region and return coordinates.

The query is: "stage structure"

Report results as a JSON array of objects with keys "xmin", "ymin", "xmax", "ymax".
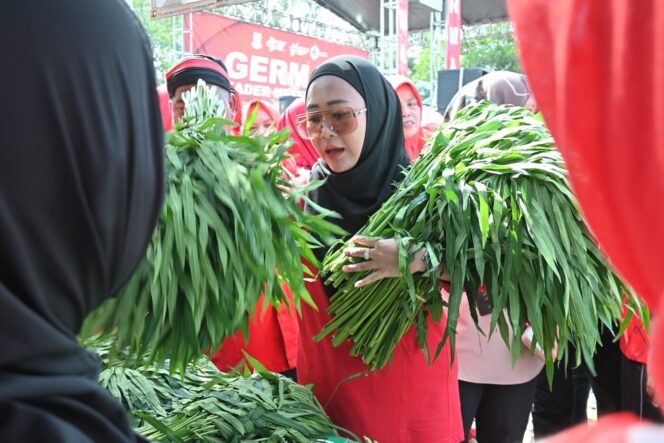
[
  {"xmin": 152, "ymin": 0, "xmax": 507, "ymax": 107},
  {"xmin": 151, "ymin": 0, "xmax": 256, "ymax": 18}
]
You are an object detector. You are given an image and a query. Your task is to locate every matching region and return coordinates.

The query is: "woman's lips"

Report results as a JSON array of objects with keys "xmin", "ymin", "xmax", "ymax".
[
  {"xmin": 325, "ymin": 146, "xmax": 345, "ymax": 160},
  {"xmin": 403, "ymin": 120, "xmax": 416, "ymax": 129}
]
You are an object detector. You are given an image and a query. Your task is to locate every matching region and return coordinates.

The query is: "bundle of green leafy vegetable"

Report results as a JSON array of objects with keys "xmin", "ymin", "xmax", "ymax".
[
  {"xmin": 85, "ymin": 338, "xmax": 350, "ymax": 442},
  {"xmin": 82, "ymin": 81, "xmax": 343, "ymax": 373},
  {"xmin": 319, "ymin": 102, "xmax": 641, "ymax": 378}
]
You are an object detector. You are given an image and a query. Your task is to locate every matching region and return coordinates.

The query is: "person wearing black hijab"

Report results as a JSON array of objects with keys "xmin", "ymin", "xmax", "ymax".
[
  {"xmin": 295, "ymin": 55, "xmax": 464, "ymax": 443},
  {"xmin": 0, "ymin": 1, "xmax": 164, "ymax": 441}
]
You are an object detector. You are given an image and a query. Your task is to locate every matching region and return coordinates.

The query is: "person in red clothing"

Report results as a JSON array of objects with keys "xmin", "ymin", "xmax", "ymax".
[
  {"xmin": 295, "ymin": 55, "xmax": 463, "ymax": 443},
  {"xmin": 388, "ymin": 75, "xmax": 430, "ymax": 160},
  {"xmin": 509, "ymin": 0, "xmax": 664, "ymax": 441},
  {"xmin": 240, "ymin": 99, "xmax": 303, "ymax": 176},
  {"xmin": 620, "ymin": 308, "xmax": 662, "ymax": 422},
  {"xmin": 207, "ymin": 113, "xmax": 300, "ymax": 376},
  {"xmin": 166, "ymin": 55, "xmax": 298, "ymax": 379},
  {"xmin": 156, "ymin": 84, "xmax": 173, "ymax": 131},
  {"xmin": 242, "ymin": 99, "xmax": 279, "ymax": 136},
  {"xmin": 165, "ymin": 54, "xmax": 240, "ymax": 125},
  {"xmin": 210, "ymin": 288, "xmax": 298, "ymax": 380},
  {"xmin": 277, "ymin": 97, "xmax": 320, "ymax": 174}
]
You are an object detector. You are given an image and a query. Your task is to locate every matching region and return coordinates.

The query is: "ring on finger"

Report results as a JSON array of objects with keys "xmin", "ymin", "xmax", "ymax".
[{"xmin": 363, "ymin": 248, "xmax": 371, "ymax": 261}]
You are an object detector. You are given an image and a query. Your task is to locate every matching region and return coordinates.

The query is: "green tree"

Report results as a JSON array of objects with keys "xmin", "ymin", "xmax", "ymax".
[
  {"xmin": 131, "ymin": 0, "xmax": 182, "ymax": 83},
  {"xmin": 411, "ymin": 45, "xmax": 431, "ymax": 82},
  {"xmin": 462, "ymin": 22, "xmax": 522, "ymax": 72}
]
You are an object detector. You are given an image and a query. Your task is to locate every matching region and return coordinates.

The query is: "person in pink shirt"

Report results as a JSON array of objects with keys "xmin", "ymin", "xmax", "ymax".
[
  {"xmin": 447, "ymin": 74, "xmax": 545, "ymax": 443},
  {"xmin": 452, "ymin": 287, "xmax": 544, "ymax": 443}
]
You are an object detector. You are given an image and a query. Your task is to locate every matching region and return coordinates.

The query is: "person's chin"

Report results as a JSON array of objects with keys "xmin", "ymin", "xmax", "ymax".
[
  {"xmin": 324, "ymin": 155, "xmax": 354, "ymax": 173},
  {"xmin": 327, "ymin": 161, "xmax": 352, "ymax": 173}
]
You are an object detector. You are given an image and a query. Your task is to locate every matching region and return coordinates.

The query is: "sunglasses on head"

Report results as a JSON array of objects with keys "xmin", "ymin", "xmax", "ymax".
[{"xmin": 295, "ymin": 106, "xmax": 367, "ymax": 140}]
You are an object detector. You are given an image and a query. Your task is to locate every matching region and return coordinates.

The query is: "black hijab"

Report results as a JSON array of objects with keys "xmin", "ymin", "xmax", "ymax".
[
  {"xmin": 307, "ymin": 56, "xmax": 410, "ymax": 239},
  {"xmin": 0, "ymin": 1, "xmax": 164, "ymax": 441}
]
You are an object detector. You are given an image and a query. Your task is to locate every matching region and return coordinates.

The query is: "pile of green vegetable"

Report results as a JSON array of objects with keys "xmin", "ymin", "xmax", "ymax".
[
  {"xmin": 86, "ymin": 338, "xmax": 350, "ymax": 442},
  {"xmin": 320, "ymin": 102, "xmax": 641, "ymax": 378},
  {"xmin": 82, "ymin": 81, "xmax": 343, "ymax": 373}
]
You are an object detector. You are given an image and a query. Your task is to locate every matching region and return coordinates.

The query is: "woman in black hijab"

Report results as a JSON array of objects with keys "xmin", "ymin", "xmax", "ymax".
[
  {"xmin": 0, "ymin": 1, "xmax": 164, "ymax": 441},
  {"xmin": 296, "ymin": 56, "xmax": 464, "ymax": 443}
]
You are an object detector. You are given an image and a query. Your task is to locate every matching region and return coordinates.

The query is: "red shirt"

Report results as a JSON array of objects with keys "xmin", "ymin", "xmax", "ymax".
[
  {"xmin": 297, "ymin": 263, "xmax": 464, "ymax": 442},
  {"xmin": 620, "ymin": 309, "xmax": 650, "ymax": 365},
  {"xmin": 210, "ymin": 286, "xmax": 298, "ymax": 373}
]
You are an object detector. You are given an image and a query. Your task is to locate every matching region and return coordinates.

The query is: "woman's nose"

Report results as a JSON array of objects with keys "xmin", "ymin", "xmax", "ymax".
[{"xmin": 320, "ymin": 122, "xmax": 336, "ymax": 138}]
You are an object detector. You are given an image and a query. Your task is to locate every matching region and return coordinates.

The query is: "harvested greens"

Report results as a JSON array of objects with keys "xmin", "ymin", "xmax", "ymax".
[
  {"xmin": 319, "ymin": 102, "xmax": 640, "ymax": 379},
  {"xmin": 81, "ymin": 81, "xmax": 343, "ymax": 373},
  {"xmin": 85, "ymin": 338, "xmax": 350, "ymax": 442}
]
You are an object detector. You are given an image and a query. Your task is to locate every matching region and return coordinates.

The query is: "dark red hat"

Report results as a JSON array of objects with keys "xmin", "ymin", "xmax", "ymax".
[{"xmin": 165, "ymin": 54, "xmax": 231, "ymax": 98}]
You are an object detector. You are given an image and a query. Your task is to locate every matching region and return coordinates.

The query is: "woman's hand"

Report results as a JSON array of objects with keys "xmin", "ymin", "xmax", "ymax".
[{"xmin": 342, "ymin": 236, "xmax": 428, "ymax": 288}]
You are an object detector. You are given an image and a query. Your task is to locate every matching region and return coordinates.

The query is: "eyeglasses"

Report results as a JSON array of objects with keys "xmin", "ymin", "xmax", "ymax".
[{"xmin": 295, "ymin": 107, "xmax": 367, "ymax": 140}]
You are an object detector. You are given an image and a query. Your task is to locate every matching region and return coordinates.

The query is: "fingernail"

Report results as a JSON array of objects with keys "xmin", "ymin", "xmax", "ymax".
[
  {"xmin": 354, "ymin": 281, "xmax": 362, "ymax": 288},
  {"xmin": 342, "ymin": 266, "xmax": 349, "ymax": 271}
]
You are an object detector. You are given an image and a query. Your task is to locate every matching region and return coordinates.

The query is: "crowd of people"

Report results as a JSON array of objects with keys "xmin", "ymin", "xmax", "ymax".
[{"xmin": 1, "ymin": 0, "xmax": 662, "ymax": 442}]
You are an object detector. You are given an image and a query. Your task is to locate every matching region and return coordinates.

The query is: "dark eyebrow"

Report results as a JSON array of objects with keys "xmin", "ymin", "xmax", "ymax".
[
  {"xmin": 306, "ymin": 98, "xmax": 350, "ymax": 111},
  {"xmin": 327, "ymin": 99, "xmax": 349, "ymax": 106}
]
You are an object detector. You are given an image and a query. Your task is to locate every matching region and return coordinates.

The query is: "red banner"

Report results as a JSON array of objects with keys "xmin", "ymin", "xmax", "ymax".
[
  {"xmin": 188, "ymin": 13, "xmax": 369, "ymax": 106},
  {"xmin": 445, "ymin": 0, "xmax": 462, "ymax": 69},
  {"xmin": 397, "ymin": 0, "xmax": 409, "ymax": 76}
]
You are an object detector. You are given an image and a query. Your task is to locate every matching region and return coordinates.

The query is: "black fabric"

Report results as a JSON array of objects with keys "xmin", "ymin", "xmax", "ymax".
[
  {"xmin": 532, "ymin": 360, "xmax": 591, "ymax": 439},
  {"xmin": 621, "ymin": 354, "xmax": 663, "ymax": 422},
  {"xmin": 459, "ymin": 378, "xmax": 537, "ymax": 443},
  {"xmin": 305, "ymin": 55, "xmax": 409, "ymax": 267},
  {"xmin": 587, "ymin": 326, "xmax": 624, "ymax": 415},
  {"xmin": 167, "ymin": 67, "xmax": 231, "ymax": 98},
  {"xmin": 279, "ymin": 368, "xmax": 298, "ymax": 383},
  {"xmin": 0, "ymin": 1, "xmax": 164, "ymax": 442},
  {"xmin": 533, "ymin": 328, "xmax": 622, "ymax": 440}
]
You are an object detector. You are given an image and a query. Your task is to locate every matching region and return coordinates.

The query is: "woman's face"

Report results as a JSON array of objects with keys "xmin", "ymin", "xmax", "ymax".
[
  {"xmin": 248, "ymin": 105, "xmax": 275, "ymax": 137},
  {"xmin": 396, "ymin": 85, "xmax": 421, "ymax": 139},
  {"xmin": 171, "ymin": 84, "xmax": 231, "ymax": 123},
  {"xmin": 306, "ymin": 75, "xmax": 367, "ymax": 173}
]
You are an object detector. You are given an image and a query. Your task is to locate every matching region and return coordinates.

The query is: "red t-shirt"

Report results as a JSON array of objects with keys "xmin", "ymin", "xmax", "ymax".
[
  {"xmin": 210, "ymin": 287, "xmax": 298, "ymax": 373},
  {"xmin": 620, "ymin": 311, "xmax": 649, "ymax": 365}
]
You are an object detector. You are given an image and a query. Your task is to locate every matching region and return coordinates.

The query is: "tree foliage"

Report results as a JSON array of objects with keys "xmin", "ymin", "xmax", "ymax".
[
  {"xmin": 462, "ymin": 23, "xmax": 522, "ymax": 73},
  {"xmin": 131, "ymin": 0, "xmax": 182, "ymax": 83}
]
